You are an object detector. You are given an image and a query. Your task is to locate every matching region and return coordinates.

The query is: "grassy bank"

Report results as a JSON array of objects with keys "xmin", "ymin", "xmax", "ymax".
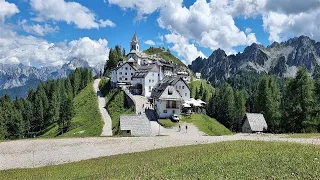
[
  {"xmin": 181, "ymin": 114, "xmax": 232, "ymax": 136},
  {"xmin": 99, "ymin": 79, "xmax": 135, "ymax": 134},
  {"xmin": 1, "ymin": 141, "xmax": 320, "ymax": 179},
  {"xmin": 41, "ymin": 82, "xmax": 103, "ymax": 137},
  {"xmin": 189, "ymin": 79, "xmax": 215, "ymax": 100},
  {"xmin": 159, "ymin": 119, "xmax": 178, "ymax": 128}
]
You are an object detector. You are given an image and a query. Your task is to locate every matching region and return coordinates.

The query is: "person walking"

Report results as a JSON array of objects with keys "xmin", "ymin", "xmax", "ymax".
[
  {"xmin": 178, "ymin": 124, "xmax": 181, "ymax": 132},
  {"xmin": 186, "ymin": 124, "xmax": 188, "ymax": 133}
]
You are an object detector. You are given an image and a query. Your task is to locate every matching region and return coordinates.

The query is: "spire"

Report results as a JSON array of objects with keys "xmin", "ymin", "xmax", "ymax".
[{"xmin": 131, "ymin": 33, "xmax": 139, "ymax": 43}]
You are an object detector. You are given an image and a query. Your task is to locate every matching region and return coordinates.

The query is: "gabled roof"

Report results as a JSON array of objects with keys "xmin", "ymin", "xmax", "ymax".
[
  {"xmin": 151, "ymin": 76, "xmax": 188, "ymax": 100},
  {"xmin": 245, "ymin": 113, "xmax": 268, "ymax": 132},
  {"xmin": 127, "ymin": 57, "xmax": 136, "ymax": 63},
  {"xmin": 115, "ymin": 62, "xmax": 138, "ymax": 71}
]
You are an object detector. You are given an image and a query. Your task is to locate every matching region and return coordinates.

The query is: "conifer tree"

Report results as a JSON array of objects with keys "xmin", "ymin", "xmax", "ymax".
[{"xmin": 234, "ymin": 90, "xmax": 247, "ymax": 131}]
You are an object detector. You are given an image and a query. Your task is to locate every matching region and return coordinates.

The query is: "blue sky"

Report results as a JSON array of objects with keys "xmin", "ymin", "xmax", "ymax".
[{"xmin": 1, "ymin": 0, "xmax": 320, "ymax": 66}]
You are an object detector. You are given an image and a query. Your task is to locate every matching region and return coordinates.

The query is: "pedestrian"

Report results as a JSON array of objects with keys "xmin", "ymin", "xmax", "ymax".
[
  {"xmin": 186, "ymin": 124, "xmax": 188, "ymax": 133},
  {"xmin": 142, "ymin": 104, "xmax": 144, "ymax": 108},
  {"xmin": 178, "ymin": 124, "xmax": 181, "ymax": 132}
]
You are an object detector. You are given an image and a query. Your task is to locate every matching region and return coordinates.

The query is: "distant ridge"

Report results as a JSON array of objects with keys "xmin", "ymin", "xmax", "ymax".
[{"xmin": 189, "ymin": 35, "xmax": 320, "ymax": 83}]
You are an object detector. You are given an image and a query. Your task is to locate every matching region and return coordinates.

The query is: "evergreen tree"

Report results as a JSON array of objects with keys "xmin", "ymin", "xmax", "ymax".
[
  {"xmin": 234, "ymin": 90, "xmax": 247, "ymax": 131},
  {"xmin": 195, "ymin": 87, "xmax": 200, "ymax": 99},
  {"xmin": 59, "ymin": 94, "xmax": 74, "ymax": 134},
  {"xmin": 48, "ymin": 86, "xmax": 60, "ymax": 125},
  {"xmin": 122, "ymin": 48, "xmax": 126, "ymax": 57},
  {"xmin": 254, "ymin": 76, "xmax": 281, "ymax": 132},
  {"xmin": 0, "ymin": 110, "xmax": 4, "ymax": 140},
  {"xmin": 33, "ymin": 93, "xmax": 44, "ymax": 132},
  {"xmin": 199, "ymin": 83, "xmax": 204, "ymax": 96},
  {"xmin": 37, "ymin": 82, "xmax": 49, "ymax": 126}
]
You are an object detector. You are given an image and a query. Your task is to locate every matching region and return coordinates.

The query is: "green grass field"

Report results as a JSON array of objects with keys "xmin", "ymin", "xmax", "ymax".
[
  {"xmin": 286, "ymin": 133, "xmax": 320, "ymax": 138},
  {"xmin": 144, "ymin": 47, "xmax": 185, "ymax": 66},
  {"xmin": 189, "ymin": 79, "xmax": 215, "ymax": 100},
  {"xmin": 41, "ymin": 82, "xmax": 103, "ymax": 137},
  {"xmin": 181, "ymin": 114, "xmax": 233, "ymax": 136},
  {"xmin": 159, "ymin": 119, "xmax": 178, "ymax": 128},
  {"xmin": 1, "ymin": 141, "xmax": 319, "ymax": 179}
]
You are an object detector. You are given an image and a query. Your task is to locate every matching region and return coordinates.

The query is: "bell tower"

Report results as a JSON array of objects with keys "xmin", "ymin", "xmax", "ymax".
[{"xmin": 130, "ymin": 33, "xmax": 139, "ymax": 52}]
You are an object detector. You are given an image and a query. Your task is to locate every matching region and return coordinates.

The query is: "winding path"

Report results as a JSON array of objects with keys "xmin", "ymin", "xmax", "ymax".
[
  {"xmin": 0, "ymin": 134, "xmax": 320, "ymax": 170},
  {"xmin": 93, "ymin": 79, "xmax": 112, "ymax": 136}
]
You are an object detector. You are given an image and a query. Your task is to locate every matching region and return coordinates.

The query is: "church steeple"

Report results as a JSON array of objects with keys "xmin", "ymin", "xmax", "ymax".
[{"xmin": 130, "ymin": 33, "xmax": 139, "ymax": 52}]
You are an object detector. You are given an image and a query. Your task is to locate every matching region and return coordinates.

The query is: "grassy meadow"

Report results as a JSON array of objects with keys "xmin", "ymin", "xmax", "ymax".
[
  {"xmin": 189, "ymin": 79, "xmax": 215, "ymax": 100},
  {"xmin": 41, "ymin": 82, "xmax": 103, "ymax": 137},
  {"xmin": 181, "ymin": 114, "xmax": 233, "ymax": 136},
  {"xmin": 285, "ymin": 133, "xmax": 320, "ymax": 138},
  {"xmin": 1, "ymin": 141, "xmax": 320, "ymax": 179},
  {"xmin": 159, "ymin": 119, "xmax": 178, "ymax": 128}
]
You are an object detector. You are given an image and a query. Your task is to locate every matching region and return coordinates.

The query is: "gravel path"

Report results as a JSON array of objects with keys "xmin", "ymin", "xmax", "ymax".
[
  {"xmin": 93, "ymin": 79, "xmax": 112, "ymax": 136},
  {"xmin": 1, "ymin": 134, "xmax": 320, "ymax": 170}
]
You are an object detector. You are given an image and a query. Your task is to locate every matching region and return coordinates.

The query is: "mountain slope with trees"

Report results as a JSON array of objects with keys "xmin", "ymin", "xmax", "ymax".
[{"xmin": 0, "ymin": 68, "xmax": 94, "ymax": 140}]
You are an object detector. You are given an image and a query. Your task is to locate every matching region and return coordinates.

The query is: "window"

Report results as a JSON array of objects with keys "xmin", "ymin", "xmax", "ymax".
[
  {"xmin": 163, "ymin": 110, "xmax": 167, "ymax": 113},
  {"xmin": 179, "ymin": 86, "xmax": 181, "ymax": 89},
  {"xmin": 131, "ymin": 73, "xmax": 133, "ymax": 75},
  {"xmin": 182, "ymin": 86, "xmax": 184, "ymax": 89},
  {"xmin": 130, "ymin": 68, "xmax": 131, "ymax": 70},
  {"xmin": 125, "ymin": 73, "xmax": 127, "ymax": 75},
  {"xmin": 185, "ymin": 93, "xmax": 187, "ymax": 96},
  {"xmin": 125, "ymin": 67, "xmax": 128, "ymax": 70},
  {"xmin": 152, "ymin": 80, "xmax": 154, "ymax": 83},
  {"xmin": 173, "ymin": 110, "xmax": 175, "ymax": 114},
  {"xmin": 149, "ymin": 86, "xmax": 151, "ymax": 92},
  {"xmin": 119, "ymin": 77, "xmax": 122, "ymax": 80},
  {"xmin": 125, "ymin": 78, "xmax": 128, "ymax": 80},
  {"xmin": 152, "ymin": 73, "xmax": 154, "ymax": 76},
  {"xmin": 131, "ymin": 77, "xmax": 133, "ymax": 80},
  {"xmin": 149, "ymin": 79, "xmax": 151, "ymax": 83},
  {"xmin": 119, "ymin": 72, "xmax": 122, "ymax": 75}
]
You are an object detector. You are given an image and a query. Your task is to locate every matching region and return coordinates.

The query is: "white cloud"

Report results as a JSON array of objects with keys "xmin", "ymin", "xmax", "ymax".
[
  {"xmin": 108, "ymin": 0, "xmax": 172, "ymax": 21},
  {"xmin": 0, "ymin": 27, "xmax": 109, "ymax": 67},
  {"xmin": 245, "ymin": 28, "xmax": 252, "ymax": 34},
  {"xmin": 109, "ymin": 0, "xmax": 256, "ymax": 62},
  {"xmin": 29, "ymin": 0, "xmax": 115, "ymax": 29},
  {"xmin": 99, "ymin": 19, "xmax": 116, "ymax": 28},
  {"xmin": 19, "ymin": 19, "xmax": 59, "ymax": 36},
  {"xmin": 144, "ymin": 40, "xmax": 156, "ymax": 46},
  {"xmin": 0, "ymin": 0, "xmax": 19, "ymax": 23},
  {"xmin": 165, "ymin": 33, "xmax": 205, "ymax": 64}
]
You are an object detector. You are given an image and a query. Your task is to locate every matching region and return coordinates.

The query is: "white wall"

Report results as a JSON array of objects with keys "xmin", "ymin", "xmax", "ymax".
[
  {"xmin": 144, "ymin": 71, "xmax": 159, "ymax": 97},
  {"xmin": 155, "ymin": 100, "xmax": 181, "ymax": 119},
  {"xmin": 116, "ymin": 63, "xmax": 135, "ymax": 83},
  {"xmin": 174, "ymin": 80, "xmax": 190, "ymax": 102}
]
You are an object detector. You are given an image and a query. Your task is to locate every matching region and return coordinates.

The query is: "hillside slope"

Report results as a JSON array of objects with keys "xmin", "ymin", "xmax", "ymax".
[
  {"xmin": 42, "ymin": 82, "xmax": 103, "ymax": 137},
  {"xmin": 189, "ymin": 36, "xmax": 320, "ymax": 83}
]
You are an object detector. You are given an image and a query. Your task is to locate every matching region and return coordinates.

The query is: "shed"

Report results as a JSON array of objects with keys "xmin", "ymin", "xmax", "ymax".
[{"xmin": 242, "ymin": 113, "xmax": 268, "ymax": 133}]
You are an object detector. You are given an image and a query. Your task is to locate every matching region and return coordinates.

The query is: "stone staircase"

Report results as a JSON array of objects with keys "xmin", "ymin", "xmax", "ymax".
[{"xmin": 120, "ymin": 115, "xmax": 152, "ymax": 137}]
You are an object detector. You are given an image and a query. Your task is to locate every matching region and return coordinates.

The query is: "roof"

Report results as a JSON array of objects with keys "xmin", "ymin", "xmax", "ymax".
[
  {"xmin": 115, "ymin": 62, "xmax": 138, "ymax": 71},
  {"xmin": 127, "ymin": 57, "xmax": 136, "ymax": 63},
  {"xmin": 131, "ymin": 33, "xmax": 139, "ymax": 43},
  {"xmin": 132, "ymin": 64, "xmax": 159, "ymax": 78},
  {"xmin": 151, "ymin": 76, "xmax": 187, "ymax": 99},
  {"xmin": 244, "ymin": 113, "xmax": 268, "ymax": 132}
]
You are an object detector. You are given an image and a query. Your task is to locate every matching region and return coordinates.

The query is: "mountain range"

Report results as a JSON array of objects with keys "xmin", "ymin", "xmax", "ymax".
[
  {"xmin": 0, "ymin": 59, "xmax": 103, "ymax": 98},
  {"xmin": 189, "ymin": 36, "xmax": 320, "ymax": 83}
]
